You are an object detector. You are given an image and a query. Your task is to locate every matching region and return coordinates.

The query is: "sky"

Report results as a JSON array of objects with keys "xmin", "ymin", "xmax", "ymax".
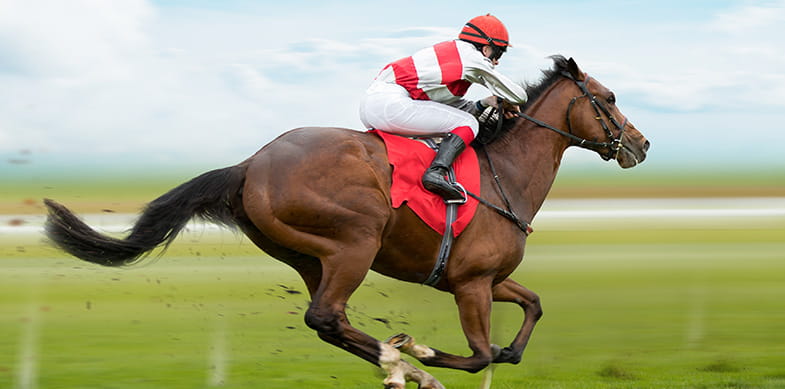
[{"xmin": 1, "ymin": 0, "xmax": 784, "ymax": 177}]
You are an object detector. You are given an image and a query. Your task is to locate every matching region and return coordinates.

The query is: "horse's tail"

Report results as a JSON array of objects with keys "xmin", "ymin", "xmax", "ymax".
[{"xmin": 44, "ymin": 165, "xmax": 246, "ymax": 267}]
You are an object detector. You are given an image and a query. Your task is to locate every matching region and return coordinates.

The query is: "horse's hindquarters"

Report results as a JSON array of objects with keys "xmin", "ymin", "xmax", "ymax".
[{"xmin": 239, "ymin": 127, "xmax": 393, "ymax": 259}]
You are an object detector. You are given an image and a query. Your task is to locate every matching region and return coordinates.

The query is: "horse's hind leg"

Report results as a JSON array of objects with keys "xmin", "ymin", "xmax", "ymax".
[
  {"xmin": 489, "ymin": 278, "xmax": 543, "ymax": 364},
  {"xmin": 304, "ymin": 247, "xmax": 443, "ymax": 388},
  {"xmin": 238, "ymin": 221, "xmax": 324, "ymax": 295},
  {"xmin": 303, "ymin": 248, "xmax": 380, "ymax": 362},
  {"xmin": 241, "ymin": 228, "xmax": 433, "ymax": 385}
]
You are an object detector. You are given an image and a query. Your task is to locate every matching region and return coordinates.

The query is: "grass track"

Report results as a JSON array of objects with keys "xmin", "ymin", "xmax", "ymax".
[{"xmin": 2, "ymin": 222, "xmax": 784, "ymax": 388}]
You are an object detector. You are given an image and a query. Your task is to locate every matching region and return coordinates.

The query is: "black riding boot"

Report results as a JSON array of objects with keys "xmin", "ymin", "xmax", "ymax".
[{"xmin": 422, "ymin": 133, "xmax": 467, "ymax": 201}]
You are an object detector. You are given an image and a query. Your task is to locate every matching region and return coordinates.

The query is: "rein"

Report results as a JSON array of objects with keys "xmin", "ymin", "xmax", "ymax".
[
  {"xmin": 467, "ymin": 71, "xmax": 628, "ymax": 237},
  {"xmin": 468, "ymin": 99, "xmax": 533, "ymax": 237},
  {"xmin": 465, "ymin": 147, "xmax": 533, "ymax": 236},
  {"xmin": 421, "ymin": 71, "xmax": 629, "ymax": 286}
]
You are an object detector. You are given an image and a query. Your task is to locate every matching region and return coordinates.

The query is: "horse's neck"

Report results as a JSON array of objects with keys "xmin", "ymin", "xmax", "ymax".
[{"xmin": 486, "ymin": 89, "xmax": 571, "ymax": 222}]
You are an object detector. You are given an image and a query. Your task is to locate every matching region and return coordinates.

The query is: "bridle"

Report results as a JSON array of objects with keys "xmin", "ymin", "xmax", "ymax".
[
  {"xmin": 516, "ymin": 71, "xmax": 628, "ymax": 161},
  {"xmin": 466, "ymin": 71, "xmax": 630, "ymax": 237}
]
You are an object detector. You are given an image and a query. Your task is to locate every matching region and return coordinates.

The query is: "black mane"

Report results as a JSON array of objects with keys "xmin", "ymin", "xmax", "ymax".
[
  {"xmin": 521, "ymin": 55, "xmax": 570, "ymax": 112},
  {"xmin": 473, "ymin": 55, "xmax": 570, "ymax": 146}
]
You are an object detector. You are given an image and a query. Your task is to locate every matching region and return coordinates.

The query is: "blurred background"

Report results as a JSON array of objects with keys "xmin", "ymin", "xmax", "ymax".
[{"xmin": 2, "ymin": 1, "xmax": 784, "ymax": 388}]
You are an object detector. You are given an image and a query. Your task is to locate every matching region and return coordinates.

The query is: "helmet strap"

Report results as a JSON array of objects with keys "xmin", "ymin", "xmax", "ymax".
[
  {"xmin": 463, "ymin": 22, "xmax": 509, "ymax": 47},
  {"xmin": 463, "ymin": 22, "xmax": 507, "ymax": 60}
]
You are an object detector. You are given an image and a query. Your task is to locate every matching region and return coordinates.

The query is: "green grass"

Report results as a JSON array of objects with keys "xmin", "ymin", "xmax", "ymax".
[{"xmin": 2, "ymin": 221, "xmax": 785, "ymax": 388}]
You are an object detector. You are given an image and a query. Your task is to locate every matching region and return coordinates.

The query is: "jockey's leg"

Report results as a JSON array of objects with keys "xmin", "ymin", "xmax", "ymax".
[
  {"xmin": 359, "ymin": 87, "xmax": 480, "ymax": 201},
  {"xmin": 421, "ymin": 127, "xmax": 473, "ymax": 201}
]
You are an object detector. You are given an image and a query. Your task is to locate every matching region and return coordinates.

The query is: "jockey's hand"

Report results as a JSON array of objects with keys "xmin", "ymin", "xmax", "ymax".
[
  {"xmin": 483, "ymin": 96, "xmax": 521, "ymax": 119},
  {"xmin": 501, "ymin": 101, "xmax": 520, "ymax": 119},
  {"xmin": 500, "ymin": 100, "xmax": 520, "ymax": 111}
]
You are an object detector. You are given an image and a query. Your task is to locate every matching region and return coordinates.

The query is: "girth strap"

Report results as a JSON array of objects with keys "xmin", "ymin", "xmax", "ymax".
[{"xmin": 422, "ymin": 138, "xmax": 460, "ymax": 286}]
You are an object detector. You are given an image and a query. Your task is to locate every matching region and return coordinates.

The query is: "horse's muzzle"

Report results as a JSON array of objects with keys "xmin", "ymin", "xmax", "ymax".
[{"xmin": 617, "ymin": 127, "xmax": 649, "ymax": 169}]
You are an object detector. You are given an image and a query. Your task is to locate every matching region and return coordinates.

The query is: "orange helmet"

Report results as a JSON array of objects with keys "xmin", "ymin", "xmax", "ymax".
[{"xmin": 458, "ymin": 14, "xmax": 510, "ymax": 48}]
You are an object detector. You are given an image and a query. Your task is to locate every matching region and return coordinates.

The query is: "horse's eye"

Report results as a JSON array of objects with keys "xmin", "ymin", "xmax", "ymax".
[{"xmin": 607, "ymin": 93, "xmax": 616, "ymax": 105}]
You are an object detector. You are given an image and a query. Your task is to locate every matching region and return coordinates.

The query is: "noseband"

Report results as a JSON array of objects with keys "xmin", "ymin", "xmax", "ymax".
[{"xmin": 517, "ymin": 71, "xmax": 628, "ymax": 161}]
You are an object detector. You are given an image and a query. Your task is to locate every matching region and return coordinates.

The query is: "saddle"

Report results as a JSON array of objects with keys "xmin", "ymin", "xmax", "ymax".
[
  {"xmin": 370, "ymin": 109, "xmax": 530, "ymax": 285},
  {"xmin": 370, "ymin": 130, "xmax": 480, "ymax": 238}
]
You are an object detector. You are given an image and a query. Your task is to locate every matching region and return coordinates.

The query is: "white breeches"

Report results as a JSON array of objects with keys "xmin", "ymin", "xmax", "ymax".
[{"xmin": 359, "ymin": 82, "xmax": 479, "ymax": 137}]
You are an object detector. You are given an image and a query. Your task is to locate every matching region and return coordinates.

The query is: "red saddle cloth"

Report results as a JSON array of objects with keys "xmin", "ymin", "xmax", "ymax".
[{"xmin": 370, "ymin": 130, "xmax": 480, "ymax": 237}]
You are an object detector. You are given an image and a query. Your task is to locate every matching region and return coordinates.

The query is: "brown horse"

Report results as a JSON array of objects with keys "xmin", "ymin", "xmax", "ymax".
[{"xmin": 44, "ymin": 55, "xmax": 649, "ymax": 388}]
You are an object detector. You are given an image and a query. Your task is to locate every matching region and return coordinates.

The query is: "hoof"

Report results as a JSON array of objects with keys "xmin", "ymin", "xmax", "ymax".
[
  {"xmin": 382, "ymin": 357, "xmax": 444, "ymax": 389},
  {"xmin": 492, "ymin": 345, "xmax": 522, "ymax": 364},
  {"xmin": 385, "ymin": 333, "xmax": 413, "ymax": 349}
]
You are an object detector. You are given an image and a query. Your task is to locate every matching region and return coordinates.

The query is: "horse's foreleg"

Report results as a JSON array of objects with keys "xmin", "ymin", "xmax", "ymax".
[
  {"xmin": 490, "ymin": 278, "xmax": 543, "ymax": 364},
  {"xmin": 391, "ymin": 279, "xmax": 496, "ymax": 373}
]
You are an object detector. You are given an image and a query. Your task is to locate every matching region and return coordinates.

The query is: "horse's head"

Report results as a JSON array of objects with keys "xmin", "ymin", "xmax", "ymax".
[{"xmin": 555, "ymin": 56, "xmax": 649, "ymax": 168}]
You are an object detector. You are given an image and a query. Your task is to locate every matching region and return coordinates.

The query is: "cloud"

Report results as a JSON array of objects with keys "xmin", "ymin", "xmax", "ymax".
[
  {"xmin": 1, "ymin": 0, "xmax": 783, "ymax": 173},
  {"xmin": 528, "ymin": 1, "xmax": 785, "ymax": 115},
  {"xmin": 0, "ymin": 0, "xmax": 458, "ymax": 164},
  {"xmin": 0, "ymin": 1, "xmax": 266, "ymax": 164},
  {"xmin": 709, "ymin": 1, "xmax": 785, "ymax": 33},
  {"xmin": 0, "ymin": 0, "xmax": 153, "ymax": 79}
]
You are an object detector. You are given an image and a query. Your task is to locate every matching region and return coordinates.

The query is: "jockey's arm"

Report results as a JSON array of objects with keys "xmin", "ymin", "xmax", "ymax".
[
  {"xmin": 464, "ymin": 60, "xmax": 528, "ymax": 108},
  {"xmin": 478, "ymin": 96, "xmax": 522, "ymax": 119}
]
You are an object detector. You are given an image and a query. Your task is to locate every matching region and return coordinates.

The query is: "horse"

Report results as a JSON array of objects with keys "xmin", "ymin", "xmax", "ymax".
[{"xmin": 44, "ymin": 55, "xmax": 649, "ymax": 388}]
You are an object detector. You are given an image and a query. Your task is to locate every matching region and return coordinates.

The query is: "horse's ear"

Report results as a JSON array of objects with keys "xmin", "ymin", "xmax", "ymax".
[{"xmin": 567, "ymin": 57, "xmax": 585, "ymax": 81}]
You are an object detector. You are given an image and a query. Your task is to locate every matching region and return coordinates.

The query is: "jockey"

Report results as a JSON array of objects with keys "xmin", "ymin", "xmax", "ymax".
[{"xmin": 360, "ymin": 14, "xmax": 528, "ymax": 201}]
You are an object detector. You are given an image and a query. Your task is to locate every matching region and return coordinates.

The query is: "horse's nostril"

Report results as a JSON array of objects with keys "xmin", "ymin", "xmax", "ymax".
[{"xmin": 643, "ymin": 140, "xmax": 650, "ymax": 152}]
